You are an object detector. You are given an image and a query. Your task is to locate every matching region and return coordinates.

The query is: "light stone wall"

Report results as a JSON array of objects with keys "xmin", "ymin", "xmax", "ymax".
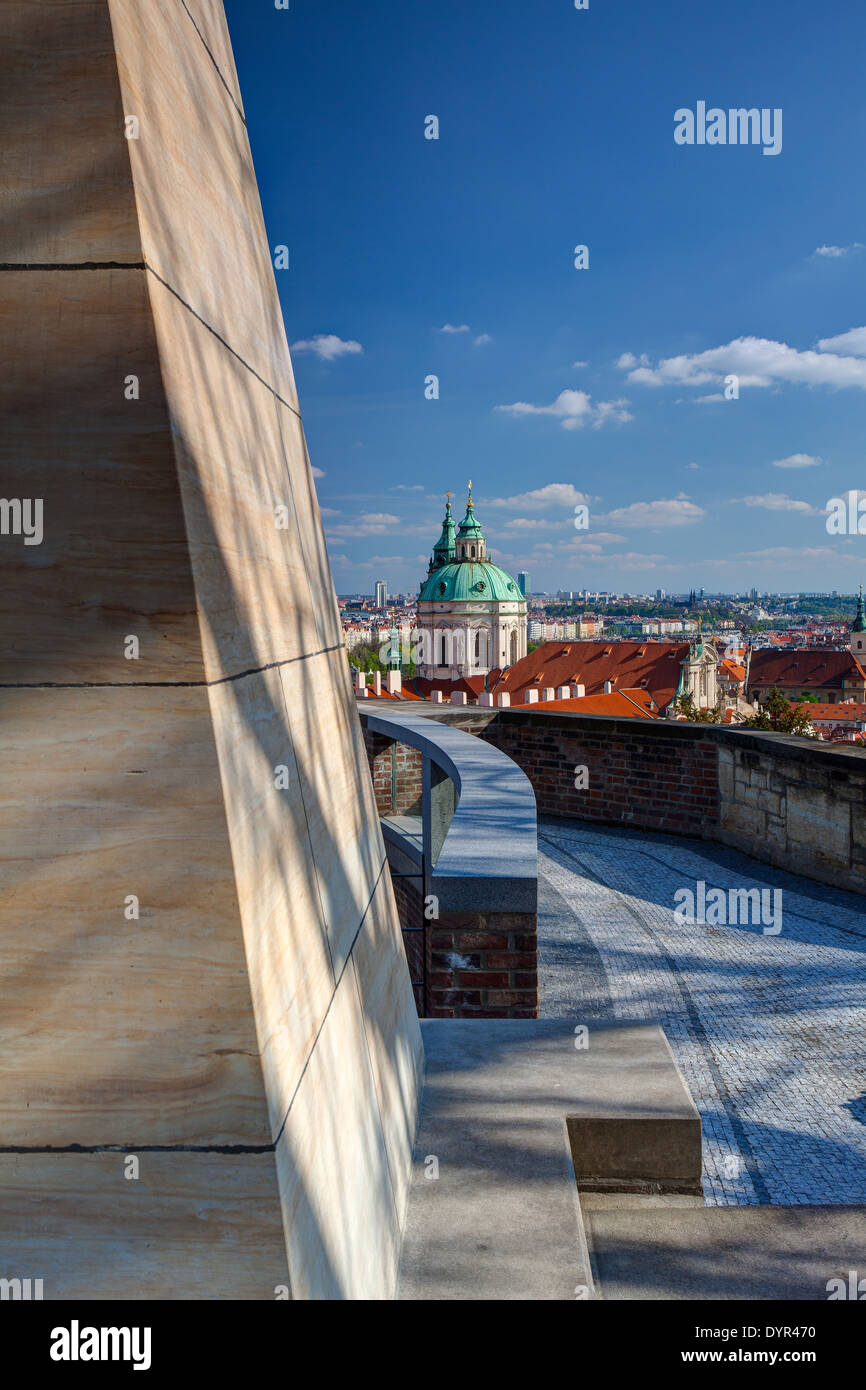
[
  {"xmin": 0, "ymin": 0, "xmax": 421, "ymax": 1299},
  {"xmin": 718, "ymin": 744, "xmax": 866, "ymax": 893}
]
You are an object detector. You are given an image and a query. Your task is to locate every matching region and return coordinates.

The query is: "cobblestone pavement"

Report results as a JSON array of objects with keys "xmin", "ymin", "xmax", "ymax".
[{"xmin": 538, "ymin": 816, "xmax": 866, "ymax": 1206}]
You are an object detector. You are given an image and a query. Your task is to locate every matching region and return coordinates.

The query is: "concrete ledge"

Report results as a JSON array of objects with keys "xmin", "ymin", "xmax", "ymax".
[
  {"xmin": 398, "ymin": 1019, "xmax": 701, "ymax": 1300},
  {"xmin": 359, "ymin": 706, "xmax": 537, "ymax": 912}
]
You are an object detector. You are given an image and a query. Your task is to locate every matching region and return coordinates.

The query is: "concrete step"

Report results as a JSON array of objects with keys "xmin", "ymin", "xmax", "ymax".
[
  {"xmin": 398, "ymin": 1018, "xmax": 701, "ymax": 1300},
  {"xmin": 586, "ymin": 1205, "xmax": 866, "ymax": 1300}
]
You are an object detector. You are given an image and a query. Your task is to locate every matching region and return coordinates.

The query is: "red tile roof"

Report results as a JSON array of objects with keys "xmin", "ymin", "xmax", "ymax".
[
  {"xmin": 492, "ymin": 640, "xmax": 691, "ymax": 711},
  {"xmin": 787, "ymin": 700, "xmax": 866, "ymax": 722},
  {"xmin": 749, "ymin": 650, "xmax": 866, "ymax": 691},
  {"xmin": 509, "ymin": 687, "xmax": 658, "ymax": 718}
]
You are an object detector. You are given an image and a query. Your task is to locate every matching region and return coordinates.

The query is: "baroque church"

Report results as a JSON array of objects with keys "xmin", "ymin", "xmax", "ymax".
[{"xmin": 415, "ymin": 486, "xmax": 528, "ymax": 680}]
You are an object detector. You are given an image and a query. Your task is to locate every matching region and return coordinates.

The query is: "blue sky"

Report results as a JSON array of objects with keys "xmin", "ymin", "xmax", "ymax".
[{"xmin": 225, "ymin": 0, "xmax": 866, "ymax": 597}]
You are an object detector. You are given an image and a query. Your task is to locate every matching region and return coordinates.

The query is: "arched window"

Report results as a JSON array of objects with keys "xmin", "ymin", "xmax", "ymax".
[
  {"xmin": 471, "ymin": 545, "xmax": 476, "ymax": 558},
  {"xmin": 510, "ymin": 629, "xmax": 518, "ymax": 665}
]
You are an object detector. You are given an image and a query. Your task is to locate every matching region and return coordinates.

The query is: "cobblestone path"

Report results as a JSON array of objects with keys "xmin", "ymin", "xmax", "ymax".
[{"xmin": 538, "ymin": 817, "xmax": 866, "ymax": 1205}]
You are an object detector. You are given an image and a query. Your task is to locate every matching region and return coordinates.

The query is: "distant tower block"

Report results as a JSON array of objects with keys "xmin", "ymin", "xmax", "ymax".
[
  {"xmin": 0, "ymin": 0, "xmax": 420, "ymax": 1300},
  {"xmin": 850, "ymin": 584, "xmax": 866, "ymax": 660}
]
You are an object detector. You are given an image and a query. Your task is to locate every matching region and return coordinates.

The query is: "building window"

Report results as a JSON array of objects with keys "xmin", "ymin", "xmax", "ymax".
[{"xmin": 510, "ymin": 629, "xmax": 517, "ymax": 665}]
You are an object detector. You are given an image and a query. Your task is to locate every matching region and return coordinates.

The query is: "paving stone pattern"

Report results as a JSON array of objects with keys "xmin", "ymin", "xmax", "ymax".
[{"xmin": 538, "ymin": 817, "xmax": 866, "ymax": 1205}]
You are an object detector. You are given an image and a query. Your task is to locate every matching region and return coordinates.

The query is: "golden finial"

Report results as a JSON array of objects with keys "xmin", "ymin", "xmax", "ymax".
[
  {"xmin": 697, "ymin": 615, "xmax": 702, "ymax": 635},
  {"xmin": 467, "ymin": 478, "xmax": 473, "ymax": 504},
  {"xmin": 445, "ymin": 489, "xmax": 451, "ymax": 505}
]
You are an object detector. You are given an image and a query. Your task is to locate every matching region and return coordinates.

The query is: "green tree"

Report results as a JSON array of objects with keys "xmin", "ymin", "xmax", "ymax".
[
  {"xmin": 674, "ymin": 693, "xmax": 725, "ymax": 724},
  {"xmin": 744, "ymin": 685, "xmax": 816, "ymax": 736}
]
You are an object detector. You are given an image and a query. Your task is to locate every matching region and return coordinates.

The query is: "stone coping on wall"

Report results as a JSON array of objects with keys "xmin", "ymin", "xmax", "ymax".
[
  {"xmin": 418, "ymin": 700, "xmax": 866, "ymax": 766},
  {"xmin": 410, "ymin": 702, "xmax": 866, "ymax": 896},
  {"xmin": 359, "ymin": 706, "xmax": 538, "ymax": 912}
]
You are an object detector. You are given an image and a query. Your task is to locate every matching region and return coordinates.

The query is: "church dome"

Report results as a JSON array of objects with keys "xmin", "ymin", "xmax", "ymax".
[{"xmin": 419, "ymin": 559, "xmax": 523, "ymax": 604}]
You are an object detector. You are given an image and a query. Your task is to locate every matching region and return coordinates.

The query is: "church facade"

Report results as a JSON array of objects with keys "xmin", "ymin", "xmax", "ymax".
[{"xmin": 415, "ymin": 487, "xmax": 528, "ymax": 680}]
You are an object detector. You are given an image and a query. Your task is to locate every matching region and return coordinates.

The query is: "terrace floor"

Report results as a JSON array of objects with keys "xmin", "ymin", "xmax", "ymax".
[{"xmin": 538, "ymin": 816, "xmax": 866, "ymax": 1207}]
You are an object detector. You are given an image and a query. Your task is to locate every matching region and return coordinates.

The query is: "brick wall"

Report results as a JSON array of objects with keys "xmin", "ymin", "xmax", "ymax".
[
  {"xmin": 363, "ymin": 727, "xmax": 423, "ymax": 817},
  {"xmin": 433, "ymin": 707, "xmax": 866, "ymax": 897},
  {"xmin": 429, "ymin": 911, "xmax": 537, "ymax": 1019},
  {"xmin": 483, "ymin": 715, "xmax": 720, "ymax": 835}
]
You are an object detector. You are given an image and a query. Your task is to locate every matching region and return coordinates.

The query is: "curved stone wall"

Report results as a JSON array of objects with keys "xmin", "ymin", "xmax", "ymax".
[{"xmin": 431, "ymin": 707, "xmax": 866, "ymax": 898}]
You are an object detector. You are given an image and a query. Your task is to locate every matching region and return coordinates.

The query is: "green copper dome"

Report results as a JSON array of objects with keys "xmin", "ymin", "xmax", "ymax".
[{"xmin": 419, "ymin": 560, "xmax": 524, "ymax": 604}]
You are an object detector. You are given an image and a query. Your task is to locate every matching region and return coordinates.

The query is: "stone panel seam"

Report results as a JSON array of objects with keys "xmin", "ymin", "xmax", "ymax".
[
  {"xmin": 176, "ymin": 0, "xmax": 247, "ymax": 127},
  {"xmin": 270, "ymin": 857, "xmax": 391, "ymax": 1151},
  {"xmin": 0, "ymin": 262, "xmax": 146, "ymax": 271},
  {"xmin": 0, "ymin": 644, "xmax": 345, "ymax": 689},
  {"xmin": 145, "ymin": 262, "xmax": 301, "ymax": 420}
]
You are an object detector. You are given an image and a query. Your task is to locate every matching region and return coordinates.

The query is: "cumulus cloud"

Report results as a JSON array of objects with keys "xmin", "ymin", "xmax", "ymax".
[
  {"xmin": 326, "ymin": 512, "xmax": 400, "ymax": 537},
  {"xmin": 292, "ymin": 334, "xmax": 363, "ymax": 361},
  {"xmin": 311, "ymin": 466, "xmax": 326, "ymax": 478},
  {"xmin": 439, "ymin": 323, "xmax": 491, "ymax": 345},
  {"xmin": 813, "ymin": 243, "xmax": 863, "ymax": 258},
  {"xmin": 771, "ymin": 453, "xmax": 822, "ymax": 469},
  {"xmin": 816, "ymin": 326, "xmax": 866, "ymax": 356},
  {"xmin": 485, "ymin": 483, "xmax": 592, "ymax": 511},
  {"xmin": 738, "ymin": 493, "xmax": 819, "ymax": 514},
  {"xmin": 495, "ymin": 389, "xmax": 632, "ymax": 430},
  {"xmin": 603, "ymin": 495, "xmax": 705, "ymax": 528},
  {"xmin": 617, "ymin": 333, "xmax": 866, "ymax": 391}
]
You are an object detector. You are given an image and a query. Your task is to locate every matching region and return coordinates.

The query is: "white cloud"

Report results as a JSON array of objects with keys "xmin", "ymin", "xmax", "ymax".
[
  {"xmin": 439, "ymin": 323, "xmax": 471, "ymax": 334},
  {"xmin": 474, "ymin": 333, "xmax": 492, "ymax": 346},
  {"xmin": 686, "ymin": 461, "xmax": 701, "ymax": 470},
  {"xmin": 292, "ymin": 334, "xmax": 363, "ymax": 361},
  {"xmin": 326, "ymin": 512, "xmax": 401, "ymax": 537},
  {"xmin": 500, "ymin": 517, "xmax": 572, "ymax": 532},
  {"xmin": 319, "ymin": 507, "xmax": 340, "ymax": 516},
  {"xmin": 816, "ymin": 326, "xmax": 866, "ymax": 356},
  {"xmin": 603, "ymin": 495, "xmax": 705, "ymax": 528},
  {"xmin": 736, "ymin": 546, "xmax": 843, "ymax": 563},
  {"xmin": 495, "ymin": 389, "xmax": 631, "ymax": 430},
  {"xmin": 618, "ymin": 333, "xmax": 866, "ymax": 390},
  {"xmin": 392, "ymin": 484, "xmax": 425, "ymax": 491},
  {"xmin": 311, "ymin": 466, "xmax": 326, "ymax": 478},
  {"xmin": 738, "ymin": 493, "xmax": 819, "ymax": 514},
  {"xmin": 813, "ymin": 243, "xmax": 863, "ymax": 258},
  {"xmin": 356, "ymin": 554, "xmax": 410, "ymax": 569},
  {"xmin": 771, "ymin": 453, "xmax": 823, "ymax": 469},
  {"xmin": 572, "ymin": 359, "xmax": 588, "ymax": 368},
  {"xmin": 485, "ymin": 483, "xmax": 592, "ymax": 511}
]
